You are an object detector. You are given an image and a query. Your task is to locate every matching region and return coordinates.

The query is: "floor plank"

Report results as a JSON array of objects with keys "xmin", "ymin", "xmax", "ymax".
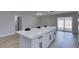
[{"xmin": 0, "ymin": 34, "xmax": 19, "ymax": 48}]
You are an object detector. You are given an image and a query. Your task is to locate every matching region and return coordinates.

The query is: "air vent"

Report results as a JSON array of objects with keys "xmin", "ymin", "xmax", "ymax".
[{"xmin": 36, "ymin": 13, "xmax": 43, "ymax": 16}]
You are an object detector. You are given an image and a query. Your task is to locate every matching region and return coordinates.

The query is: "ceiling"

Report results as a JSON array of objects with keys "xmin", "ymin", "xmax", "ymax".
[
  {"xmin": 0, "ymin": 11, "xmax": 74, "ymax": 16},
  {"xmin": 34, "ymin": 11, "xmax": 73, "ymax": 16}
]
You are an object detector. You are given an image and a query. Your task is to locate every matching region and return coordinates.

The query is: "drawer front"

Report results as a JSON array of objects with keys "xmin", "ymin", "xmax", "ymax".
[
  {"xmin": 31, "ymin": 35, "xmax": 43, "ymax": 48},
  {"xmin": 42, "ymin": 31, "xmax": 50, "ymax": 38}
]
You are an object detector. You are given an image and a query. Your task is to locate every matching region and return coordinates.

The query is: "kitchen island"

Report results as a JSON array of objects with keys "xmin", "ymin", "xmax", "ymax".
[{"xmin": 17, "ymin": 26, "xmax": 56, "ymax": 48}]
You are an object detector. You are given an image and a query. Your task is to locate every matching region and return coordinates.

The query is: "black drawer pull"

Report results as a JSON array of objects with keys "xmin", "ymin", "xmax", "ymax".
[
  {"xmin": 47, "ymin": 32, "xmax": 50, "ymax": 34},
  {"xmin": 49, "ymin": 35, "xmax": 51, "ymax": 40},
  {"xmin": 38, "ymin": 36, "xmax": 43, "ymax": 39}
]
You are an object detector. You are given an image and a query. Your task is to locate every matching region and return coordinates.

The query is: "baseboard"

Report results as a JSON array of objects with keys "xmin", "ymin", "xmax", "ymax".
[
  {"xmin": 72, "ymin": 31, "xmax": 78, "ymax": 34},
  {"xmin": 0, "ymin": 32, "xmax": 16, "ymax": 38}
]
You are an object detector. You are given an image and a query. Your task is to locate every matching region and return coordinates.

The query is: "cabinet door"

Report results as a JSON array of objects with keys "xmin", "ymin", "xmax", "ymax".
[
  {"xmin": 31, "ymin": 42, "xmax": 39, "ymax": 48},
  {"xmin": 42, "ymin": 35, "xmax": 49, "ymax": 48},
  {"xmin": 31, "ymin": 35, "xmax": 43, "ymax": 48},
  {"xmin": 50, "ymin": 30, "xmax": 54, "ymax": 41},
  {"xmin": 48, "ymin": 34, "xmax": 52, "ymax": 44},
  {"xmin": 31, "ymin": 38, "xmax": 40, "ymax": 48},
  {"xmin": 50, "ymin": 30, "xmax": 56, "ymax": 42}
]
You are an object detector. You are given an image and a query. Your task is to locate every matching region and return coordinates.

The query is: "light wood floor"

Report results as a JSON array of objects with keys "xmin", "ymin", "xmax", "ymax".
[{"xmin": 0, "ymin": 34, "xmax": 19, "ymax": 48}]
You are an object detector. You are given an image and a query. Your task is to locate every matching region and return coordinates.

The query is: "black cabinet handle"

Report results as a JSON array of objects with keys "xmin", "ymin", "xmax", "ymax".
[
  {"xmin": 54, "ymin": 32, "xmax": 56, "ymax": 35},
  {"xmin": 38, "ymin": 36, "xmax": 43, "ymax": 39},
  {"xmin": 39, "ymin": 42, "xmax": 42, "ymax": 48},
  {"xmin": 49, "ymin": 35, "xmax": 51, "ymax": 40}
]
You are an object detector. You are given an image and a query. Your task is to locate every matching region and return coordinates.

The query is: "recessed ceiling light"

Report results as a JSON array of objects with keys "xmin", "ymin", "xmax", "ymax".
[
  {"xmin": 36, "ymin": 13, "xmax": 43, "ymax": 16},
  {"xmin": 48, "ymin": 11, "xmax": 54, "ymax": 12}
]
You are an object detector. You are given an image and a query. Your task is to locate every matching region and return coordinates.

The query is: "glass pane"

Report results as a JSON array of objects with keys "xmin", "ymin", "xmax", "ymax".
[
  {"xmin": 78, "ymin": 18, "xmax": 79, "ymax": 30},
  {"xmin": 64, "ymin": 17, "xmax": 72, "ymax": 31},
  {"xmin": 58, "ymin": 17, "xmax": 64, "ymax": 30}
]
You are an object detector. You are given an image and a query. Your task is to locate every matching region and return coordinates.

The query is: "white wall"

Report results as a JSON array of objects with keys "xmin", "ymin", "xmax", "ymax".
[
  {"xmin": 0, "ymin": 14, "xmax": 15, "ymax": 35},
  {"xmin": 22, "ymin": 15, "xmax": 40, "ymax": 30},
  {"xmin": 39, "ymin": 15, "xmax": 57, "ymax": 27},
  {"xmin": 0, "ymin": 12, "xmax": 40, "ymax": 36}
]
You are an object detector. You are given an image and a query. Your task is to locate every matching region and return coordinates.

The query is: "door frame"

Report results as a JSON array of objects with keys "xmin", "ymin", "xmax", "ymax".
[{"xmin": 15, "ymin": 16, "xmax": 22, "ymax": 31}]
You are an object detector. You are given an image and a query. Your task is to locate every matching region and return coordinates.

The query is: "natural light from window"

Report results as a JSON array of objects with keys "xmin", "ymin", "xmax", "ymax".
[{"xmin": 57, "ymin": 17, "xmax": 72, "ymax": 32}]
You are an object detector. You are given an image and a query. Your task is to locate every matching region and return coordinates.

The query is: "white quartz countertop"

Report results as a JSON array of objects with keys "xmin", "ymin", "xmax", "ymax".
[{"xmin": 17, "ymin": 26, "xmax": 56, "ymax": 39}]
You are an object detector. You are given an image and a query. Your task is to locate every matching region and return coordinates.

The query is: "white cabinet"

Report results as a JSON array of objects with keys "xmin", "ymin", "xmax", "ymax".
[
  {"xmin": 18, "ymin": 26, "xmax": 56, "ymax": 48},
  {"xmin": 31, "ymin": 35, "xmax": 43, "ymax": 48},
  {"xmin": 31, "ymin": 31, "xmax": 55, "ymax": 48},
  {"xmin": 31, "ymin": 35, "xmax": 49, "ymax": 48},
  {"xmin": 42, "ymin": 35, "xmax": 49, "ymax": 48}
]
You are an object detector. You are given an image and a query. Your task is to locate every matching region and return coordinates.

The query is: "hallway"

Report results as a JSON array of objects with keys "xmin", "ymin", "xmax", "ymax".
[{"xmin": 53, "ymin": 31, "xmax": 78, "ymax": 48}]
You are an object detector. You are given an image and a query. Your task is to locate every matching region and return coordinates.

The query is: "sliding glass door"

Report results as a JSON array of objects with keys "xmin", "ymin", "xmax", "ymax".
[
  {"xmin": 57, "ymin": 17, "xmax": 72, "ymax": 32},
  {"xmin": 57, "ymin": 17, "xmax": 64, "ymax": 31},
  {"xmin": 64, "ymin": 17, "xmax": 72, "ymax": 31}
]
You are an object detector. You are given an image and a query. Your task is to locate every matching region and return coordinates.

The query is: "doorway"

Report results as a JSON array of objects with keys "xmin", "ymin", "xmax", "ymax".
[
  {"xmin": 15, "ymin": 16, "xmax": 22, "ymax": 31},
  {"xmin": 57, "ymin": 17, "xmax": 72, "ymax": 32}
]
